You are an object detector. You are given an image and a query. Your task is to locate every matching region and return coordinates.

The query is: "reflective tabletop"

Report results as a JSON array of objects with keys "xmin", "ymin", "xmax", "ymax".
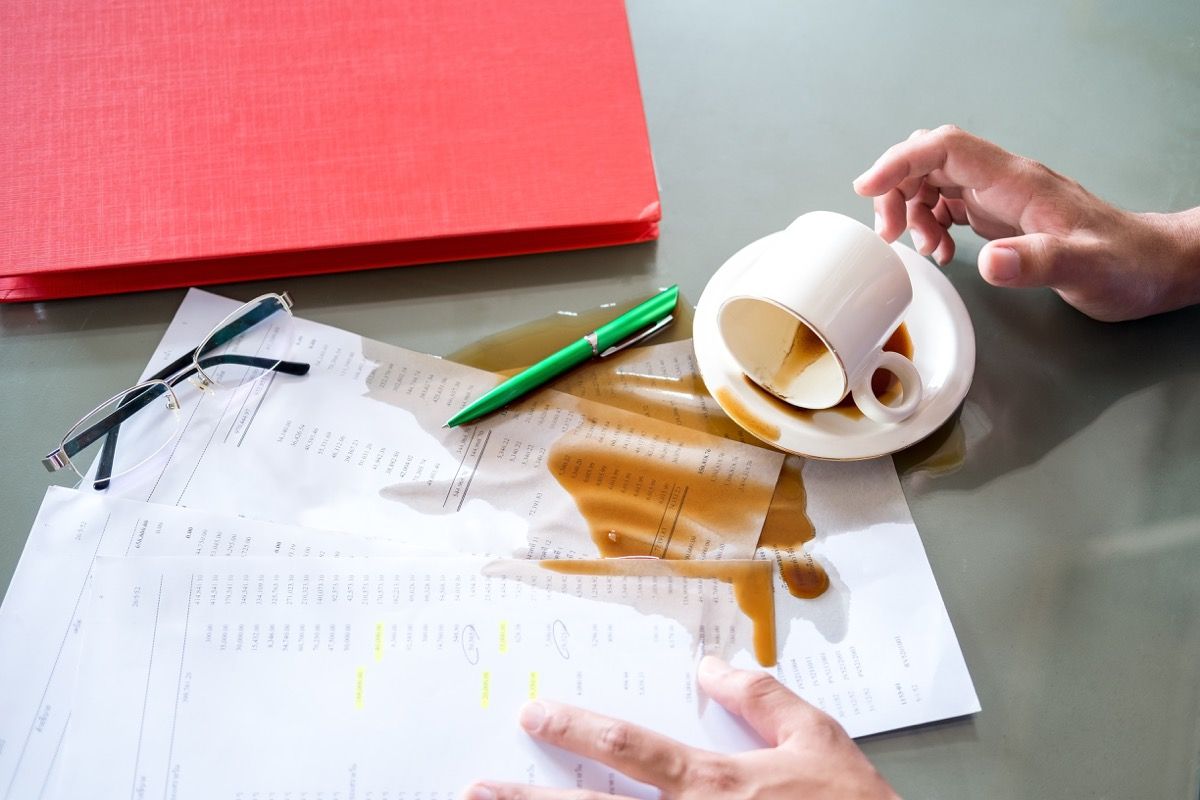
[{"xmin": 2, "ymin": 1, "xmax": 1198, "ymax": 796}]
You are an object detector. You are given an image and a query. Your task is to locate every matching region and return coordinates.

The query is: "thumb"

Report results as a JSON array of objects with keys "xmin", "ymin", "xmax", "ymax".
[
  {"xmin": 698, "ymin": 656, "xmax": 823, "ymax": 746},
  {"xmin": 978, "ymin": 233, "xmax": 1090, "ymax": 290}
]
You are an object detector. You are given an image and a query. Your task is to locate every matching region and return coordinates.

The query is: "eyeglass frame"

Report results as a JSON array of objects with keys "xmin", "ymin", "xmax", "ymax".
[{"xmin": 42, "ymin": 291, "xmax": 311, "ymax": 490}]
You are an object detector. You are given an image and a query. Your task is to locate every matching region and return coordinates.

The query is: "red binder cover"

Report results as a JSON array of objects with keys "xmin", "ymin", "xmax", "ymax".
[{"xmin": 0, "ymin": 1, "xmax": 660, "ymax": 302}]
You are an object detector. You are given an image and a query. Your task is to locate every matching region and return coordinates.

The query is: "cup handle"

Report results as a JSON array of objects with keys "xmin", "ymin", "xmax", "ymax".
[{"xmin": 850, "ymin": 350, "xmax": 923, "ymax": 424}]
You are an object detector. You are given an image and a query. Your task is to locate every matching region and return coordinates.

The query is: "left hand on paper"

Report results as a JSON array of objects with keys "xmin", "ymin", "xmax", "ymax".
[{"xmin": 462, "ymin": 655, "xmax": 899, "ymax": 800}]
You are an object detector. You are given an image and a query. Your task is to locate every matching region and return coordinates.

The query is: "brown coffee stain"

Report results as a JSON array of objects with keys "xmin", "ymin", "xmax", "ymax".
[
  {"xmin": 768, "ymin": 321, "xmax": 829, "ymax": 396},
  {"xmin": 757, "ymin": 457, "xmax": 827, "ymax": 599},
  {"xmin": 540, "ymin": 558, "xmax": 777, "ymax": 667},
  {"xmin": 871, "ymin": 323, "xmax": 915, "ymax": 398},
  {"xmin": 723, "ymin": 323, "xmax": 915, "ymax": 432},
  {"xmin": 446, "ymin": 296, "xmax": 831, "ymax": 604},
  {"xmin": 546, "ymin": 425, "xmax": 768, "ymax": 561},
  {"xmin": 446, "ymin": 291, "xmax": 696, "ymax": 375},
  {"xmin": 550, "ymin": 346, "xmax": 753, "ymax": 444},
  {"xmin": 812, "ymin": 322, "xmax": 913, "ymax": 418},
  {"xmin": 714, "ymin": 386, "xmax": 782, "ymax": 443},
  {"xmin": 892, "ymin": 407, "xmax": 966, "ymax": 475}
]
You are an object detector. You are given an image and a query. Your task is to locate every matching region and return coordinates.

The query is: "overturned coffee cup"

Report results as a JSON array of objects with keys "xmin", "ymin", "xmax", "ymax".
[{"xmin": 717, "ymin": 211, "xmax": 922, "ymax": 424}]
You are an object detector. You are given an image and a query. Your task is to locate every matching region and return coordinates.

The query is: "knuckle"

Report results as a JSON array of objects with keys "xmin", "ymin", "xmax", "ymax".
[
  {"xmin": 806, "ymin": 708, "xmax": 847, "ymax": 743},
  {"xmin": 543, "ymin": 709, "xmax": 573, "ymax": 741},
  {"xmin": 686, "ymin": 757, "xmax": 746, "ymax": 795},
  {"xmin": 736, "ymin": 670, "xmax": 783, "ymax": 702},
  {"xmin": 656, "ymin": 748, "xmax": 690, "ymax": 787},
  {"xmin": 597, "ymin": 721, "xmax": 635, "ymax": 758},
  {"xmin": 933, "ymin": 123, "xmax": 962, "ymax": 139}
]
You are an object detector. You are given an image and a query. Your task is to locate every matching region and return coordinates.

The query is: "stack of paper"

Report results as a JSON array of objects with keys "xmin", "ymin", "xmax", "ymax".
[{"xmin": 0, "ymin": 291, "xmax": 978, "ymax": 799}]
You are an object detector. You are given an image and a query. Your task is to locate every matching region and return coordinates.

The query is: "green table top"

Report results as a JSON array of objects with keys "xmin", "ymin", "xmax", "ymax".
[{"xmin": 2, "ymin": 2, "xmax": 1199, "ymax": 796}]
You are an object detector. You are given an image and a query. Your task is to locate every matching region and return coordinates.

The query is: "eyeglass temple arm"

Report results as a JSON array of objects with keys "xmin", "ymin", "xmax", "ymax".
[{"xmin": 88, "ymin": 354, "xmax": 310, "ymax": 490}]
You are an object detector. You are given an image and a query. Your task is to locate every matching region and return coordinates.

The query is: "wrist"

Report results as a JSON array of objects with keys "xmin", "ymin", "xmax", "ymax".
[
  {"xmin": 1113, "ymin": 206, "xmax": 1200, "ymax": 316},
  {"xmin": 1131, "ymin": 208, "xmax": 1200, "ymax": 315}
]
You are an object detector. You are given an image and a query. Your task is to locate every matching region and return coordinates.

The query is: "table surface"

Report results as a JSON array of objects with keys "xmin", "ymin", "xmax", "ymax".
[{"xmin": 3, "ymin": 1, "xmax": 1199, "ymax": 797}]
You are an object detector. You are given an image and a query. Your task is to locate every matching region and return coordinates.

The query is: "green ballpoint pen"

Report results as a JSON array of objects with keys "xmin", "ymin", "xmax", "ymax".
[{"xmin": 445, "ymin": 285, "xmax": 680, "ymax": 427}]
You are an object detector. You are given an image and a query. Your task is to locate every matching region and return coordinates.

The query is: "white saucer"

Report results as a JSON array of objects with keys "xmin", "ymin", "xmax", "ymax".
[{"xmin": 694, "ymin": 233, "xmax": 976, "ymax": 461}]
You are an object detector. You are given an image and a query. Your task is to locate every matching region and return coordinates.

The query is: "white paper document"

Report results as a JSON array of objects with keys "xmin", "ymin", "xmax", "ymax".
[
  {"xmin": 97, "ymin": 289, "xmax": 783, "ymax": 562},
  {"xmin": 0, "ymin": 487, "xmax": 429, "ymax": 800},
  {"xmin": 2, "ymin": 475, "xmax": 977, "ymax": 798},
  {"xmin": 55, "ymin": 555, "xmax": 826, "ymax": 798},
  {"xmin": 3, "ymin": 292, "xmax": 980, "ymax": 797}
]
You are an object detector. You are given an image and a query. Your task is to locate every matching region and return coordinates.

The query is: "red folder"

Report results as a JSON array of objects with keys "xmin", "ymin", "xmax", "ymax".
[{"xmin": 0, "ymin": 1, "xmax": 660, "ymax": 302}]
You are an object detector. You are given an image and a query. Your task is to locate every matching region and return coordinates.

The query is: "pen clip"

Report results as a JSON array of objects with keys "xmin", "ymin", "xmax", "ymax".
[{"xmin": 599, "ymin": 315, "xmax": 674, "ymax": 358}]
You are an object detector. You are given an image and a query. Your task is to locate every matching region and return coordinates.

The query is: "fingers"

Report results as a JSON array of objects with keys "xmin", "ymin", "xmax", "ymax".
[
  {"xmin": 864, "ymin": 127, "xmax": 991, "ymax": 254},
  {"xmin": 853, "ymin": 124, "xmax": 1012, "ymax": 198},
  {"xmin": 515, "ymin": 700, "xmax": 703, "ymax": 792},
  {"xmin": 978, "ymin": 233, "xmax": 1090, "ymax": 290},
  {"xmin": 461, "ymin": 782, "xmax": 638, "ymax": 800},
  {"xmin": 933, "ymin": 232, "xmax": 956, "ymax": 266},
  {"xmin": 906, "ymin": 182, "xmax": 942, "ymax": 256},
  {"xmin": 698, "ymin": 656, "xmax": 836, "ymax": 746},
  {"xmin": 873, "ymin": 188, "xmax": 908, "ymax": 242}
]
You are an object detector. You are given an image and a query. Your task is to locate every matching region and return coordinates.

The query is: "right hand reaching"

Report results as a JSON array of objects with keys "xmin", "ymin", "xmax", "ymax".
[{"xmin": 852, "ymin": 125, "xmax": 1200, "ymax": 322}]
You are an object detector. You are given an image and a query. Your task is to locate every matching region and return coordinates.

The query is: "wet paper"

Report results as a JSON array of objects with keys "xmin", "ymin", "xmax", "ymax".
[{"xmin": 91, "ymin": 289, "xmax": 783, "ymax": 562}]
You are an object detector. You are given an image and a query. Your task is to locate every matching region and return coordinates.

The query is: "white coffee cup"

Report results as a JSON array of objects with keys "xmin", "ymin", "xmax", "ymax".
[{"xmin": 716, "ymin": 211, "xmax": 922, "ymax": 424}]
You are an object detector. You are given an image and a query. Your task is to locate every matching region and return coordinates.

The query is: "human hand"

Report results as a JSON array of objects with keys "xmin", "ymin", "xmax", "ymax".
[
  {"xmin": 853, "ymin": 125, "xmax": 1200, "ymax": 322},
  {"xmin": 461, "ymin": 656, "xmax": 899, "ymax": 800}
]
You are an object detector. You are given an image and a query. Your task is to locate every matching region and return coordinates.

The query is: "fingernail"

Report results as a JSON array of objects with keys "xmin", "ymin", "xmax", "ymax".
[
  {"xmin": 910, "ymin": 228, "xmax": 928, "ymax": 253},
  {"xmin": 988, "ymin": 246, "xmax": 1021, "ymax": 282},
  {"xmin": 519, "ymin": 701, "xmax": 546, "ymax": 732},
  {"xmin": 873, "ymin": 213, "xmax": 884, "ymax": 234},
  {"xmin": 698, "ymin": 655, "xmax": 732, "ymax": 680},
  {"xmin": 464, "ymin": 785, "xmax": 496, "ymax": 800}
]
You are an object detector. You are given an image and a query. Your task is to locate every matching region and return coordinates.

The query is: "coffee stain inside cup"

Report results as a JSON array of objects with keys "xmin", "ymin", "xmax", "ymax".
[
  {"xmin": 720, "ymin": 324, "xmax": 914, "ymax": 432},
  {"xmin": 765, "ymin": 321, "xmax": 831, "ymax": 399},
  {"xmin": 539, "ymin": 558, "xmax": 777, "ymax": 667}
]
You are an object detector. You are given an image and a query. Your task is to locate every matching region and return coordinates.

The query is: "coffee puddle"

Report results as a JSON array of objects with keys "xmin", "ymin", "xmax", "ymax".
[
  {"xmin": 446, "ymin": 292, "xmax": 696, "ymax": 374},
  {"xmin": 892, "ymin": 408, "xmax": 966, "ymax": 475},
  {"xmin": 544, "ymin": 417, "xmax": 768, "ymax": 561},
  {"xmin": 446, "ymin": 290, "xmax": 831, "ymax": 602},
  {"xmin": 540, "ymin": 558, "xmax": 777, "ymax": 667}
]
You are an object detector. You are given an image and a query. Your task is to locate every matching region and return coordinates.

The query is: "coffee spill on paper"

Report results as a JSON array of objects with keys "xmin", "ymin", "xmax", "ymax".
[
  {"xmin": 545, "ymin": 426, "xmax": 764, "ymax": 561},
  {"xmin": 540, "ymin": 558, "xmax": 777, "ymax": 667},
  {"xmin": 447, "ymin": 291, "xmax": 828, "ymax": 603},
  {"xmin": 757, "ymin": 457, "xmax": 827, "ymax": 598}
]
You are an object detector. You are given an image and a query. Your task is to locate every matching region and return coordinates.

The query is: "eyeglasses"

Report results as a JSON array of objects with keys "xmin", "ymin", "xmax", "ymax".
[{"xmin": 42, "ymin": 292, "xmax": 310, "ymax": 490}]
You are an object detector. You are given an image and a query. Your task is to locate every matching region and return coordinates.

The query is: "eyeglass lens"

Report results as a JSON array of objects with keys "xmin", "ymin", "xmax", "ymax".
[
  {"xmin": 194, "ymin": 295, "xmax": 294, "ymax": 389},
  {"xmin": 59, "ymin": 382, "xmax": 182, "ymax": 480}
]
